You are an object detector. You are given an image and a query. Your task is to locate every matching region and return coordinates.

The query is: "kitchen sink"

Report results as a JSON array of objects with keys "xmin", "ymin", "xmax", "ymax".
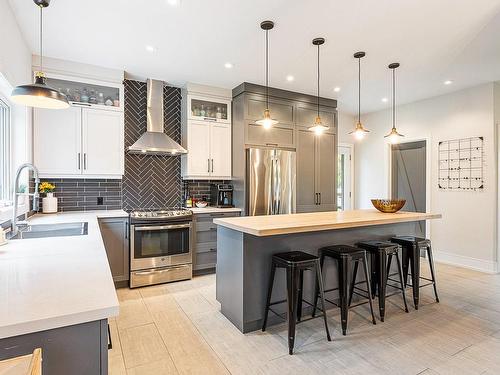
[{"xmin": 9, "ymin": 222, "xmax": 89, "ymax": 240}]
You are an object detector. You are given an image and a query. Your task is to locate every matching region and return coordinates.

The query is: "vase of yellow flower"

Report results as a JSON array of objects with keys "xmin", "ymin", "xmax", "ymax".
[{"xmin": 39, "ymin": 182, "xmax": 57, "ymax": 213}]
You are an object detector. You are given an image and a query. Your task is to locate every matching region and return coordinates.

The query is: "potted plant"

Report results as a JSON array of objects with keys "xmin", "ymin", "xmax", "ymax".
[{"xmin": 39, "ymin": 182, "xmax": 57, "ymax": 213}]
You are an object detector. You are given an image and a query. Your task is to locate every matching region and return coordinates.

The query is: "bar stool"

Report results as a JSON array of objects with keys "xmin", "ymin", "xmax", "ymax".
[
  {"xmin": 311, "ymin": 245, "xmax": 376, "ymax": 336},
  {"xmin": 390, "ymin": 236, "xmax": 440, "ymax": 309},
  {"xmin": 262, "ymin": 251, "xmax": 331, "ymax": 355},
  {"xmin": 356, "ymin": 241, "xmax": 409, "ymax": 321}
]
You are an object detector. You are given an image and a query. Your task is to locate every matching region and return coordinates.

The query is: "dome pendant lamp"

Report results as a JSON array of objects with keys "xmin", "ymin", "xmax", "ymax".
[
  {"xmin": 308, "ymin": 38, "xmax": 329, "ymax": 135},
  {"xmin": 255, "ymin": 20, "xmax": 278, "ymax": 129},
  {"xmin": 384, "ymin": 62, "xmax": 404, "ymax": 144},
  {"xmin": 349, "ymin": 51, "xmax": 369, "ymax": 140},
  {"xmin": 11, "ymin": 0, "xmax": 69, "ymax": 109}
]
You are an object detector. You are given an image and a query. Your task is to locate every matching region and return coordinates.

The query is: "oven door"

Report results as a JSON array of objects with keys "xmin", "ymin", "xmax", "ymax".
[{"xmin": 130, "ymin": 222, "xmax": 192, "ymax": 271}]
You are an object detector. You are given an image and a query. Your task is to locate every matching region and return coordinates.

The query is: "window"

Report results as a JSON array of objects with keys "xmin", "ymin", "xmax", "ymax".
[{"xmin": 0, "ymin": 97, "xmax": 11, "ymax": 205}]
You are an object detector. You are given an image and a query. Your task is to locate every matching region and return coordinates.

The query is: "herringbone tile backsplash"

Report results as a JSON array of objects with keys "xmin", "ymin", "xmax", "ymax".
[{"xmin": 122, "ymin": 80, "xmax": 183, "ymax": 210}]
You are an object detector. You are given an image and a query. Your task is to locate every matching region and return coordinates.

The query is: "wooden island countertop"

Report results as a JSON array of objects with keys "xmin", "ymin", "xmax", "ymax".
[{"xmin": 213, "ymin": 209, "xmax": 441, "ymax": 237}]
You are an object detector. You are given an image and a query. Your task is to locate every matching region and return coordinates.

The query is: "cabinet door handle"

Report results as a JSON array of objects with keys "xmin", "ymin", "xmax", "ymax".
[
  {"xmin": 125, "ymin": 221, "xmax": 129, "ymax": 239},
  {"xmin": 83, "ymin": 153, "xmax": 87, "ymax": 170},
  {"xmin": 319, "ymin": 192, "xmax": 321, "ymax": 205},
  {"xmin": 208, "ymin": 158, "xmax": 210, "ymax": 173},
  {"xmin": 78, "ymin": 153, "xmax": 81, "ymax": 170},
  {"xmin": 211, "ymin": 159, "xmax": 214, "ymax": 173}
]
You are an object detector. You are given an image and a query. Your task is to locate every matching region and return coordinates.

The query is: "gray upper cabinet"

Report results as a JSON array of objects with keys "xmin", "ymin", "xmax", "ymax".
[
  {"xmin": 99, "ymin": 217, "xmax": 129, "ymax": 285},
  {"xmin": 246, "ymin": 96, "xmax": 295, "ymax": 124},
  {"xmin": 246, "ymin": 123, "xmax": 295, "ymax": 149},
  {"xmin": 297, "ymin": 128, "xmax": 337, "ymax": 212},
  {"xmin": 296, "ymin": 104, "xmax": 336, "ymax": 130}
]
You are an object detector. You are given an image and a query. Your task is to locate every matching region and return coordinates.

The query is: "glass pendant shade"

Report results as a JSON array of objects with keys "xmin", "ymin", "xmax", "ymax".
[
  {"xmin": 308, "ymin": 116, "xmax": 329, "ymax": 135},
  {"xmin": 11, "ymin": 1, "xmax": 69, "ymax": 110},
  {"xmin": 256, "ymin": 20, "xmax": 278, "ymax": 129},
  {"xmin": 255, "ymin": 109, "xmax": 278, "ymax": 129},
  {"xmin": 385, "ymin": 127, "xmax": 404, "ymax": 144},
  {"xmin": 349, "ymin": 121, "xmax": 369, "ymax": 140},
  {"xmin": 11, "ymin": 73, "xmax": 69, "ymax": 109}
]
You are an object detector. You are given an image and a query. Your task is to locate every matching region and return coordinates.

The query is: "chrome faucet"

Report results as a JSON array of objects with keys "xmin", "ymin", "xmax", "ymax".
[{"xmin": 11, "ymin": 163, "xmax": 40, "ymax": 236}]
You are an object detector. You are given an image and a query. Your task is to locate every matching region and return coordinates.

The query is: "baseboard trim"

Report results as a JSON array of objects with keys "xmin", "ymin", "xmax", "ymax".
[{"xmin": 434, "ymin": 250, "xmax": 498, "ymax": 274}]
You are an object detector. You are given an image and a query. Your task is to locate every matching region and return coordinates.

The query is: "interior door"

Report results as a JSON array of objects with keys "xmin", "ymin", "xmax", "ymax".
[
  {"xmin": 34, "ymin": 106, "xmax": 82, "ymax": 175},
  {"xmin": 317, "ymin": 132, "xmax": 336, "ymax": 211},
  {"xmin": 296, "ymin": 128, "xmax": 317, "ymax": 212},
  {"xmin": 337, "ymin": 145, "xmax": 353, "ymax": 210},
  {"xmin": 391, "ymin": 140, "xmax": 426, "ymax": 236},
  {"xmin": 82, "ymin": 108, "xmax": 123, "ymax": 175},
  {"xmin": 187, "ymin": 121, "xmax": 211, "ymax": 177},
  {"xmin": 210, "ymin": 123, "xmax": 231, "ymax": 178}
]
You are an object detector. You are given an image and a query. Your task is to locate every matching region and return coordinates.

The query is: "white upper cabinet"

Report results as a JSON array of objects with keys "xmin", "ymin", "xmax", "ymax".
[
  {"xmin": 33, "ymin": 73, "xmax": 124, "ymax": 178},
  {"xmin": 181, "ymin": 84, "xmax": 232, "ymax": 180},
  {"xmin": 82, "ymin": 109, "xmax": 123, "ymax": 175},
  {"xmin": 34, "ymin": 106, "xmax": 82, "ymax": 175}
]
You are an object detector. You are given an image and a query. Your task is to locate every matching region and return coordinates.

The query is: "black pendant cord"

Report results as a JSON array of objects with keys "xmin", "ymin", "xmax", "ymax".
[
  {"xmin": 39, "ymin": 5, "xmax": 43, "ymax": 73},
  {"xmin": 265, "ymin": 28, "xmax": 269, "ymax": 110},
  {"xmin": 358, "ymin": 57, "xmax": 361, "ymax": 123},
  {"xmin": 317, "ymin": 43, "xmax": 320, "ymax": 117},
  {"xmin": 392, "ymin": 67, "xmax": 395, "ymax": 130}
]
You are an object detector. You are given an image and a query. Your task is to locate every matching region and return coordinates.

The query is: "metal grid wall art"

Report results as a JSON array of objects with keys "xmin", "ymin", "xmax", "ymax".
[{"xmin": 438, "ymin": 136, "xmax": 484, "ymax": 191}]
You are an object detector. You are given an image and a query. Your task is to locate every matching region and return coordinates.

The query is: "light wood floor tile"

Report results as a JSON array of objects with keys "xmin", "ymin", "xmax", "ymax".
[
  {"xmin": 126, "ymin": 359, "xmax": 178, "ymax": 375},
  {"xmin": 116, "ymin": 296, "xmax": 153, "ymax": 330},
  {"xmin": 119, "ymin": 323, "xmax": 172, "ymax": 369}
]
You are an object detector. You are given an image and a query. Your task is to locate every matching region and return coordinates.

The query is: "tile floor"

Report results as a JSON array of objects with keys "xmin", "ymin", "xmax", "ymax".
[{"xmin": 109, "ymin": 263, "xmax": 500, "ymax": 374}]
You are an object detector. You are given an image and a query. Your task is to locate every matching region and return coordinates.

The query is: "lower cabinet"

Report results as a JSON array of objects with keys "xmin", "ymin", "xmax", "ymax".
[
  {"xmin": 98, "ymin": 217, "xmax": 129, "ymax": 286},
  {"xmin": 193, "ymin": 211, "xmax": 240, "ymax": 273}
]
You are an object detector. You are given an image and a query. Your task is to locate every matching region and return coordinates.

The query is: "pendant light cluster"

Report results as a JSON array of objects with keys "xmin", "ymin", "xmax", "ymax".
[
  {"xmin": 256, "ymin": 20, "xmax": 279, "ymax": 129},
  {"xmin": 308, "ymin": 38, "xmax": 329, "ymax": 135},
  {"xmin": 384, "ymin": 63, "xmax": 404, "ymax": 143},
  {"xmin": 11, "ymin": 0, "xmax": 69, "ymax": 109}
]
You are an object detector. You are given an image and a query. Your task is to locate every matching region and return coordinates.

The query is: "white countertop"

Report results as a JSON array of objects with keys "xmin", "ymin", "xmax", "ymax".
[
  {"xmin": 0, "ymin": 210, "xmax": 125, "ymax": 339},
  {"xmin": 189, "ymin": 207, "xmax": 241, "ymax": 214}
]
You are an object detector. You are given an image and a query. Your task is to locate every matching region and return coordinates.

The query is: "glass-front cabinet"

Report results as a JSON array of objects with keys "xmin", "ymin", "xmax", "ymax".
[
  {"xmin": 45, "ymin": 76, "xmax": 123, "ymax": 111},
  {"xmin": 188, "ymin": 94, "xmax": 231, "ymax": 123}
]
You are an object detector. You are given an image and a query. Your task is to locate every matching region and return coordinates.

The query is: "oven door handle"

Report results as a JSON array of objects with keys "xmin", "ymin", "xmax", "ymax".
[
  {"xmin": 134, "ymin": 223, "xmax": 191, "ymax": 231},
  {"xmin": 133, "ymin": 266, "xmax": 189, "ymax": 275}
]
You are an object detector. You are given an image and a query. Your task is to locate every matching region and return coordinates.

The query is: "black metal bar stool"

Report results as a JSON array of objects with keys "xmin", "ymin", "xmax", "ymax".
[
  {"xmin": 356, "ymin": 241, "xmax": 409, "ymax": 322},
  {"xmin": 390, "ymin": 236, "xmax": 440, "ymax": 309},
  {"xmin": 311, "ymin": 245, "xmax": 376, "ymax": 336},
  {"xmin": 262, "ymin": 251, "xmax": 331, "ymax": 355}
]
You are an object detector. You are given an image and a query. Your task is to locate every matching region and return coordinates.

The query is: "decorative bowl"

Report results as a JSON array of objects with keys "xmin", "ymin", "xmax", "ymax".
[
  {"xmin": 195, "ymin": 201, "xmax": 208, "ymax": 208},
  {"xmin": 371, "ymin": 199, "xmax": 406, "ymax": 213}
]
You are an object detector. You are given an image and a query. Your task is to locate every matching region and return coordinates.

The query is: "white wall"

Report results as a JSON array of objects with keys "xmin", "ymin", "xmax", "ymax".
[
  {"xmin": 0, "ymin": 0, "xmax": 32, "ymax": 220},
  {"xmin": 356, "ymin": 84, "xmax": 497, "ymax": 273},
  {"xmin": 337, "ymin": 110, "xmax": 356, "ymax": 144}
]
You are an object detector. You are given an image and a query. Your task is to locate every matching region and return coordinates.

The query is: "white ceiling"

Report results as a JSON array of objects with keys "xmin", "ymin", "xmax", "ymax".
[{"xmin": 8, "ymin": 0, "xmax": 500, "ymax": 114}]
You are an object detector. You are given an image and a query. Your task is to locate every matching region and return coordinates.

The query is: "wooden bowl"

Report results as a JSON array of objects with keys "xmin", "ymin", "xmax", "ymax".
[{"xmin": 371, "ymin": 199, "xmax": 406, "ymax": 213}]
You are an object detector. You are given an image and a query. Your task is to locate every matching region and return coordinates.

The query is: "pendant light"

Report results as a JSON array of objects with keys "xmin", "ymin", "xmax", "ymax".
[
  {"xmin": 308, "ymin": 38, "xmax": 329, "ymax": 135},
  {"xmin": 255, "ymin": 20, "xmax": 278, "ymax": 129},
  {"xmin": 349, "ymin": 51, "xmax": 369, "ymax": 140},
  {"xmin": 11, "ymin": 0, "xmax": 69, "ymax": 109},
  {"xmin": 385, "ymin": 62, "xmax": 404, "ymax": 144}
]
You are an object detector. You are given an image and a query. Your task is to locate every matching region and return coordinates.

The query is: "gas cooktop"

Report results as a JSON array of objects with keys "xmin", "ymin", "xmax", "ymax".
[{"xmin": 129, "ymin": 208, "xmax": 192, "ymax": 220}]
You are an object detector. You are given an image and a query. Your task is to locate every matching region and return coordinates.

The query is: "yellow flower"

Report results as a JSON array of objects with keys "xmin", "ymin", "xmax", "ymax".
[{"xmin": 39, "ymin": 182, "xmax": 55, "ymax": 193}]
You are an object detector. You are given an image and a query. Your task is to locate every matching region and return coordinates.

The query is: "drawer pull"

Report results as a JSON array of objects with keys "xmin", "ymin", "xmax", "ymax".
[{"xmin": 209, "ymin": 248, "xmax": 216, "ymax": 252}]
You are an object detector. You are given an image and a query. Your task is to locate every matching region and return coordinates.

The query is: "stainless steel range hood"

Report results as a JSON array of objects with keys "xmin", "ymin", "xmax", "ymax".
[{"xmin": 128, "ymin": 79, "xmax": 187, "ymax": 155}]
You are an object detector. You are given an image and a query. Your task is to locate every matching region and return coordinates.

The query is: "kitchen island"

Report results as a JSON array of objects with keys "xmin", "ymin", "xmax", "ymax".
[{"xmin": 214, "ymin": 209, "xmax": 441, "ymax": 333}]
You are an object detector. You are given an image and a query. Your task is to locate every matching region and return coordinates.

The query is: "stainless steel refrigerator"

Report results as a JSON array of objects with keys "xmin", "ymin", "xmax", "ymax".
[{"xmin": 247, "ymin": 148, "xmax": 296, "ymax": 216}]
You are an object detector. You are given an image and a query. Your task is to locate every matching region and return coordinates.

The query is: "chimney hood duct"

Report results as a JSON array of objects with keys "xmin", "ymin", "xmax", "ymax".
[{"xmin": 128, "ymin": 79, "xmax": 187, "ymax": 155}]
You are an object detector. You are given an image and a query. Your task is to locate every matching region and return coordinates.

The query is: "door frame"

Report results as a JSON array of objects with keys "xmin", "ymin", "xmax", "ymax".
[
  {"xmin": 338, "ymin": 142, "xmax": 354, "ymax": 210},
  {"xmin": 387, "ymin": 136, "xmax": 431, "ymax": 237}
]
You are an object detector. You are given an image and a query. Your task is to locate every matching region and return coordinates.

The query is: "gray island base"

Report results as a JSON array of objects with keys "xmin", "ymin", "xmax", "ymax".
[{"xmin": 214, "ymin": 210, "xmax": 441, "ymax": 333}]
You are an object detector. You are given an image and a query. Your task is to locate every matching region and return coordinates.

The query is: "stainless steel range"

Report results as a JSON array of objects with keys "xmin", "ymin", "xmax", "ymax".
[{"xmin": 129, "ymin": 208, "xmax": 193, "ymax": 288}]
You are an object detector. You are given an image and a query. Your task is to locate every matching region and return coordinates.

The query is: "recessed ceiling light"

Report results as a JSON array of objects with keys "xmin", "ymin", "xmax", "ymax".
[
  {"xmin": 166, "ymin": 0, "xmax": 181, "ymax": 6},
  {"xmin": 145, "ymin": 45, "xmax": 157, "ymax": 53},
  {"xmin": 381, "ymin": 97, "xmax": 388, "ymax": 103},
  {"xmin": 444, "ymin": 80, "xmax": 453, "ymax": 85},
  {"xmin": 224, "ymin": 62, "xmax": 233, "ymax": 69},
  {"xmin": 333, "ymin": 87, "xmax": 341, "ymax": 92},
  {"xmin": 286, "ymin": 75, "xmax": 294, "ymax": 82}
]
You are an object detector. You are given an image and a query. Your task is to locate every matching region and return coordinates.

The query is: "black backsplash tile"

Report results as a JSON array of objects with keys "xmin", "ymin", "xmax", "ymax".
[
  {"xmin": 182, "ymin": 179, "xmax": 230, "ymax": 203},
  {"xmin": 30, "ymin": 178, "xmax": 122, "ymax": 212}
]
